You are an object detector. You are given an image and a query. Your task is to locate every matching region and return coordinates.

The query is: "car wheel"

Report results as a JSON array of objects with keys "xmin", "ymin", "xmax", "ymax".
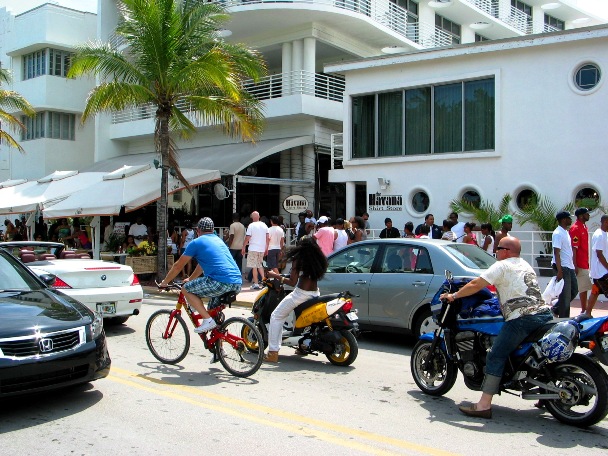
[
  {"xmin": 106, "ymin": 316, "xmax": 130, "ymax": 325},
  {"xmin": 413, "ymin": 307, "xmax": 438, "ymax": 337}
]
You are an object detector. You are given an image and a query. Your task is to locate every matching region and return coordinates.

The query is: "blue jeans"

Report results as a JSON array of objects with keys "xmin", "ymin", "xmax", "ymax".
[
  {"xmin": 482, "ymin": 310, "xmax": 553, "ymax": 395},
  {"xmin": 552, "ymin": 266, "xmax": 578, "ymax": 318}
]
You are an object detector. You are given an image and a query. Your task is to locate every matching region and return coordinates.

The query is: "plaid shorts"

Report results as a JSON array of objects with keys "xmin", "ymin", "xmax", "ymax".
[{"xmin": 183, "ymin": 276, "xmax": 241, "ymax": 308}]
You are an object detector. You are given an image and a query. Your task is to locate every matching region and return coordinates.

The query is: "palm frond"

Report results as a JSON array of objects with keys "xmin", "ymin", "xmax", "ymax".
[{"xmin": 449, "ymin": 193, "xmax": 511, "ymax": 230}]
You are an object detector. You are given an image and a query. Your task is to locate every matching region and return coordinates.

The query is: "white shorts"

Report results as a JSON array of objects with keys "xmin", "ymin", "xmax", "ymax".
[
  {"xmin": 576, "ymin": 268, "xmax": 593, "ymax": 293},
  {"xmin": 246, "ymin": 250, "xmax": 264, "ymax": 268}
]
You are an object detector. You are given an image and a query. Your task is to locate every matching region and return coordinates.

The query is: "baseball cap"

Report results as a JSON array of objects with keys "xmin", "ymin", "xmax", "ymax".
[
  {"xmin": 575, "ymin": 207, "xmax": 589, "ymax": 217},
  {"xmin": 197, "ymin": 217, "xmax": 214, "ymax": 231},
  {"xmin": 318, "ymin": 216, "xmax": 329, "ymax": 224},
  {"xmin": 556, "ymin": 211, "xmax": 572, "ymax": 221},
  {"xmin": 498, "ymin": 214, "xmax": 513, "ymax": 223}
]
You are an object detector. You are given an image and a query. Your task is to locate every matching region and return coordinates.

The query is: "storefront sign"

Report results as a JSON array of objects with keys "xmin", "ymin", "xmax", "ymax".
[
  {"xmin": 283, "ymin": 195, "xmax": 309, "ymax": 214},
  {"xmin": 368, "ymin": 194, "xmax": 403, "ymax": 211}
]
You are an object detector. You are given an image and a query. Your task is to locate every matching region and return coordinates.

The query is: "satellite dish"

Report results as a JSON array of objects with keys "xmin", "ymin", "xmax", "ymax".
[{"xmin": 213, "ymin": 183, "xmax": 232, "ymax": 200}]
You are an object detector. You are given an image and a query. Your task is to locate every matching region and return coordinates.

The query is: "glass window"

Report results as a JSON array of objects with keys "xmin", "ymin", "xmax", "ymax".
[
  {"xmin": 445, "ymin": 243, "xmax": 497, "ymax": 269},
  {"xmin": 435, "ymin": 14, "xmax": 461, "ymax": 44},
  {"xmin": 575, "ymin": 64, "xmax": 601, "ymax": 91},
  {"xmin": 381, "ymin": 244, "xmax": 412, "ymax": 273},
  {"xmin": 378, "ymin": 91, "xmax": 403, "ymax": 157},
  {"xmin": 575, "ymin": 187, "xmax": 600, "ymax": 210},
  {"xmin": 462, "ymin": 190, "xmax": 481, "ymax": 208},
  {"xmin": 464, "ymin": 79, "xmax": 494, "ymax": 151},
  {"xmin": 544, "ymin": 14, "xmax": 564, "ymax": 31},
  {"xmin": 405, "ymin": 87, "xmax": 431, "ymax": 155},
  {"xmin": 412, "ymin": 247, "xmax": 433, "ymax": 274},
  {"xmin": 475, "ymin": 33, "xmax": 489, "ymax": 42},
  {"xmin": 412, "ymin": 191, "xmax": 429, "ymax": 213},
  {"xmin": 352, "ymin": 95, "xmax": 375, "ymax": 158},
  {"xmin": 434, "ymin": 83, "xmax": 462, "ymax": 153},
  {"xmin": 516, "ymin": 188, "xmax": 538, "ymax": 209},
  {"xmin": 326, "ymin": 244, "xmax": 380, "ymax": 273},
  {"xmin": 21, "ymin": 111, "xmax": 74, "ymax": 141}
]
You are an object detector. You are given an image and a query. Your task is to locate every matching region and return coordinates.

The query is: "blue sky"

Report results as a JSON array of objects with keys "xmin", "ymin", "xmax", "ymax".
[{"xmin": 0, "ymin": 0, "xmax": 606, "ymax": 18}]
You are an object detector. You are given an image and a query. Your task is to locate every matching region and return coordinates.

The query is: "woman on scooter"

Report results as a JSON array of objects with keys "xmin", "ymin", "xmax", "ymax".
[{"xmin": 264, "ymin": 237, "xmax": 328, "ymax": 363}]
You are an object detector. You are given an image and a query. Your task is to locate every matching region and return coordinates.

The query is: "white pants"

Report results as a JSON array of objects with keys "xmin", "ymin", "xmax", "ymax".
[{"xmin": 268, "ymin": 287, "xmax": 319, "ymax": 352}]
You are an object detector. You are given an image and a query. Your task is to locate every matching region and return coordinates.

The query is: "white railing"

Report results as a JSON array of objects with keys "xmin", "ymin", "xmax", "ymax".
[
  {"xmin": 111, "ymin": 71, "xmax": 345, "ymax": 124},
  {"xmin": 463, "ymin": 0, "xmax": 533, "ymax": 35},
  {"xmin": 209, "ymin": 0, "xmax": 453, "ymax": 48},
  {"xmin": 330, "ymin": 133, "xmax": 343, "ymax": 170},
  {"xmin": 543, "ymin": 23, "xmax": 562, "ymax": 33},
  {"xmin": 462, "ymin": 0, "xmax": 499, "ymax": 17}
]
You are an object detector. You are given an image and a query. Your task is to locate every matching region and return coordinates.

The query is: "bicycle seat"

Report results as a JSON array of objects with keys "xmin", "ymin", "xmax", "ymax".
[
  {"xmin": 219, "ymin": 291, "xmax": 237, "ymax": 304},
  {"xmin": 294, "ymin": 293, "xmax": 342, "ymax": 319}
]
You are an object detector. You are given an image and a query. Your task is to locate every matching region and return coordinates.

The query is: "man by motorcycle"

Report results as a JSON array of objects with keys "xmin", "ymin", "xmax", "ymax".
[
  {"xmin": 440, "ymin": 236, "xmax": 553, "ymax": 419},
  {"xmin": 264, "ymin": 237, "xmax": 328, "ymax": 363}
]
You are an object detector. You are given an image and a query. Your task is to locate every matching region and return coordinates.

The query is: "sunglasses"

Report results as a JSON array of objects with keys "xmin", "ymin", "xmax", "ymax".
[{"xmin": 496, "ymin": 246, "xmax": 510, "ymax": 251}]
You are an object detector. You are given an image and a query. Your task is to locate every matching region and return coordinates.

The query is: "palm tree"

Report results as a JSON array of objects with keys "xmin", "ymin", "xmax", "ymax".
[
  {"xmin": 68, "ymin": 0, "xmax": 266, "ymax": 278},
  {"xmin": 0, "ymin": 68, "xmax": 35, "ymax": 152},
  {"xmin": 450, "ymin": 193, "xmax": 512, "ymax": 230}
]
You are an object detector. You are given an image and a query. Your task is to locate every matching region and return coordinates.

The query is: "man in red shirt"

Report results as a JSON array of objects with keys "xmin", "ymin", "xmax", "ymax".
[{"xmin": 570, "ymin": 207, "xmax": 592, "ymax": 313}]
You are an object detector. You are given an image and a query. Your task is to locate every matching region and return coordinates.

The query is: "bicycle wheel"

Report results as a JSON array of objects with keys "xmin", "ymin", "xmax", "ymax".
[
  {"xmin": 216, "ymin": 317, "xmax": 264, "ymax": 378},
  {"xmin": 146, "ymin": 309, "xmax": 190, "ymax": 364}
]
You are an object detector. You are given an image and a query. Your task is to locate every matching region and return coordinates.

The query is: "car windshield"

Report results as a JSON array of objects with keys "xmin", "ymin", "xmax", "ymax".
[
  {"xmin": 0, "ymin": 251, "xmax": 43, "ymax": 291},
  {"xmin": 444, "ymin": 244, "xmax": 497, "ymax": 270}
]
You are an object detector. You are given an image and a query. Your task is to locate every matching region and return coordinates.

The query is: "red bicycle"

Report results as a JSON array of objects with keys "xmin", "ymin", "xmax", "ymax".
[{"xmin": 145, "ymin": 282, "xmax": 263, "ymax": 378}]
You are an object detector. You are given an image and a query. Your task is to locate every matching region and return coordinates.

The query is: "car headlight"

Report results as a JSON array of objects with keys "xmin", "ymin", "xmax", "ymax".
[{"xmin": 91, "ymin": 311, "xmax": 104, "ymax": 339}]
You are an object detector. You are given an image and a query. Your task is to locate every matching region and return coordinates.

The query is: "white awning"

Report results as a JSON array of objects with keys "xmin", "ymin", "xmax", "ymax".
[
  {"xmin": 43, "ymin": 167, "xmax": 220, "ymax": 218},
  {"xmin": 0, "ymin": 171, "xmax": 106, "ymax": 215},
  {"xmin": 82, "ymin": 136, "xmax": 313, "ymax": 174}
]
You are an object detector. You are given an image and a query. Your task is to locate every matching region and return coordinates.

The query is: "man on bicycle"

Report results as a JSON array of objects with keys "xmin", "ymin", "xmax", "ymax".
[{"xmin": 160, "ymin": 217, "xmax": 242, "ymax": 333}]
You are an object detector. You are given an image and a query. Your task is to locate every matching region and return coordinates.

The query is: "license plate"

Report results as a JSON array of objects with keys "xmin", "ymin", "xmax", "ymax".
[
  {"xmin": 346, "ymin": 312, "xmax": 358, "ymax": 321},
  {"xmin": 97, "ymin": 302, "xmax": 116, "ymax": 314},
  {"xmin": 601, "ymin": 336, "xmax": 608, "ymax": 351}
]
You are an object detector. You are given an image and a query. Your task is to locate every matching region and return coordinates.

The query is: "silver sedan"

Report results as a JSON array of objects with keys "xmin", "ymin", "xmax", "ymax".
[{"xmin": 319, "ymin": 239, "xmax": 496, "ymax": 337}]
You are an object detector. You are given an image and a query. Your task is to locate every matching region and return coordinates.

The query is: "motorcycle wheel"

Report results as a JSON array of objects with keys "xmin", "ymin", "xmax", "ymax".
[
  {"xmin": 241, "ymin": 317, "xmax": 267, "ymax": 352},
  {"xmin": 410, "ymin": 340, "xmax": 457, "ymax": 396},
  {"xmin": 543, "ymin": 354, "xmax": 608, "ymax": 427},
  {"xmin": 326, "ymin": 330, "xmax": 358, "ymax": 366}
]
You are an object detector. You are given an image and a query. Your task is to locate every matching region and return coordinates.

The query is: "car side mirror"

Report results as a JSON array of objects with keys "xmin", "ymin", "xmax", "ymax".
[
  {"xmin": 39, "ymin": 274, "xmax": 56, "ymax": 286},
  {"xmin": 444, "ymin": 270, "xmax": 453, "ymax": 281}
]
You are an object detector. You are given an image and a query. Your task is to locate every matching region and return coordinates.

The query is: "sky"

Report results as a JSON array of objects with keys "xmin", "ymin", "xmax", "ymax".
[{"xmin": 0, "ymin": 0, "xmax": 607, "ymax": 18}]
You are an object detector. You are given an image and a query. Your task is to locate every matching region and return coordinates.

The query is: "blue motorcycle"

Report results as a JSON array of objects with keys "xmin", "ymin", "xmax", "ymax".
[{"xmin": 410, "ymin": 271, "xmax": 608, "ymax": 427}]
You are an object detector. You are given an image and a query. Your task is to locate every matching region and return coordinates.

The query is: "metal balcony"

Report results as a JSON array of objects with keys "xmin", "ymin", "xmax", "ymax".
[{"xmin": 462, "ymin": 0, "xmax": 533, "ymax": 34}]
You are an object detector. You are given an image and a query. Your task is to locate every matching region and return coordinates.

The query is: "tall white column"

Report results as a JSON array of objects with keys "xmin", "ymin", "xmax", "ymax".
[
  {"xmin": 291, "ymin": 147, "xmax": 303, "ymax": 200},
  {"xmin": 279, "ymin": 151, "xmax": 291, "ymax": 223},
  {"xmin": 302, "ymin": 144, "xmax": 316, "ymax": 215},
  {"xmin": 303, "ymin": 37, "xmax": 316, "ymax": 96},
  {"xmin": 282, "ymin": 41, "xmax": 292, "ymax": 96},
  {"xmin": 292, "ymin": 40, "xmax": 303, "ymax": 95},
  {"xmin": 346, "ymin": 182, "xmax": 356, "ymax": 220}
]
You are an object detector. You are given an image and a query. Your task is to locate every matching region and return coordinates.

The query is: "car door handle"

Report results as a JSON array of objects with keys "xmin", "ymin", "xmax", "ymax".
[
  {"xmin": 413, "ymin": 281, "xmax": 426, "ymax": 287},
  {"xmin": 354, "ymin": 280, "xmax": 367, "ymax": 284}
]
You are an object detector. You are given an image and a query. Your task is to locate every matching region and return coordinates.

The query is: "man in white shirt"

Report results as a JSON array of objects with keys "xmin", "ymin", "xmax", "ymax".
[
  {"xmin": 266, "ymin": 215, "xmax": 285, "ymax": 273},
  {"xmin": 241, "ymin": 211, "xmax": 270, "ymax": 290},
  {"xmin": 449, "ymin": 212, "xmax": 466, "ymax": 242},
  {"xmin": 128, "ymin": 217, "xmax": 148, "ymax": 247},
  {"xmin": 551, "ymin": 211, "xmax": 578, "ymax": 317},
  {"xmin": 586, "ymin": 215, "xmax": 608, "ymax": 317}
]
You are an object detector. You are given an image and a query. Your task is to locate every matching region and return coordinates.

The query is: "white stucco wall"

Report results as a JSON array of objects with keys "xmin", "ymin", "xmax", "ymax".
[{"xmin": 328, "ymin": 27, "xmax": 607, "ymax": 229}]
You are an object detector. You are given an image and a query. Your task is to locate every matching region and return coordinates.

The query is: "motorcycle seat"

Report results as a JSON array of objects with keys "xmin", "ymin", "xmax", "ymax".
[
  {"xmin": 294, "ymin": 293, "xmax": 342, "ymax": 318},
  {"xmin": 521, "ymin": 318, "xmax": 570, "ymax": 343}
]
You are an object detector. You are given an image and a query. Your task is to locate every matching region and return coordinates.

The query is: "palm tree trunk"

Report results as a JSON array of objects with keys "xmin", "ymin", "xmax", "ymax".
[{"xmin": 156, "ymin": 114, "xmax": 170, "ymax": 280}]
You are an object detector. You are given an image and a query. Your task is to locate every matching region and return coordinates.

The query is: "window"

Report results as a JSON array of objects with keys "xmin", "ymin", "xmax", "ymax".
[
  {"xmin": 475, "ymin": 33, "xmax": 490, "ymax": 42},
  {"xmin": 412, "ymin": 190, "xmax": 429, "ymax": 213},
  {"xmin": 351, "ymin": 77, "xmax": 495, "ymax": 159},
  {"xmin": 575, "ymin": 187, "xmax": 600, "ymax": 210},
  {"xmin": 544, "ymin": 14, "xmax": 564, "ymax": 31},
  {"xmin": 445, "ymin": 244, "xmax": 496, "ymax": 269},
  {"xmin": 22, "ymin": 48, "xmax": 73, "ymax": 80},
  {"xmin": 516, "ymin": 188, "xmax": 537, "ymax": 209},
  {"xmin": 574, "ymin": 63, "xmax": 601, "ymax": 91},
  {"xmin": 435, "ymin": 14, "xmax": 461, "ymax": 44},
  {"xmin": 326, "ymin": 244, "xmax": 380, "ymax": 273},
  {"xmin": 21, "ymin": 111, "xmax": 76, "ymax": 141},
  {"xmin": 462, "ymin": 190, "xmax": 481, "ymax": 208},
  {"xmin": 380, "ymin": 244, "xmax": 431, "ymax": 273}
]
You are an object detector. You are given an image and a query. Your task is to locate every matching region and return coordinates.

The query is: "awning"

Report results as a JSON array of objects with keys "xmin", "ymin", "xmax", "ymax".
[
  {"xmin": 0, "ymin": 171, "xmax": 106, "ymax": 215},
  {"xmin": 43, "ymin": 165, "xmax": 220, "ymax": 218},
  {"xmin": 82, "ymin": 136, "xmax": 313, "ymax": 174}
]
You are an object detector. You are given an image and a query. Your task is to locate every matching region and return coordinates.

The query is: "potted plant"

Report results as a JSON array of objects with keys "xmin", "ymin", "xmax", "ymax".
[
  {"xmin": 450, "ymin": 193, "xmax": 511, "ymax": 230},
  {"xmin": 104, "ymin": 232, "xmax": 125, "ymax": 253},
  {"xmin": 515, "ymin": 195, "xmax": 574, "ymax": 277}
]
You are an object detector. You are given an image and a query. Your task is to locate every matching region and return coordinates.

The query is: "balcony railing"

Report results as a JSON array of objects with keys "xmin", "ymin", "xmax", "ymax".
[
  {"xmin": 463, "ymin": 0, "xmax": 533, "ymax": 35},
  {"xmin": 111, "ymin": 71, "xmax": 345, "ymax": 124},
  {"xmin": 210, "ymin": 0, "xmax": 453, "ymax": 48}
]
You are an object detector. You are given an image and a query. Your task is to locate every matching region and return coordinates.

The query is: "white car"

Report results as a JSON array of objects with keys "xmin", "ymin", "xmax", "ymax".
[{"xmin": 0, "ymin": 241, "xmax": 143, "ymax": 324}]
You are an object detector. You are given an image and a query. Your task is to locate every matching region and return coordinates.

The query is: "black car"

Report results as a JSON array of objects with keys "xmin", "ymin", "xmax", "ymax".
[{"xmin": 0, "ymin": 248, "xmax": 110, "ymax": 397}]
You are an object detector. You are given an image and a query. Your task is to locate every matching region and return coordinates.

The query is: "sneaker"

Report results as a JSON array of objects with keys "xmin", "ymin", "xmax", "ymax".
[
  {"xmin": 194, "ymin": 318, "xmax": 217, "ymax": 334},
  {"xmin": 250, "ymin": 283, "xmax": 260, "ymax": 290}
]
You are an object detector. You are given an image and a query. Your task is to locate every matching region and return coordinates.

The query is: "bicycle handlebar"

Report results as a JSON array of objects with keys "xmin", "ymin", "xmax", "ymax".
[{"xmin": 155, "ymin": 280, "xmax": 182, "ymax": 291}]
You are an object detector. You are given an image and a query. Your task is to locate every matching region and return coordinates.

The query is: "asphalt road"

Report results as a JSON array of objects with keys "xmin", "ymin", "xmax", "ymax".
[{"xmin": 1, "ymin": 298, "xmax": 607, "ymax": 456}]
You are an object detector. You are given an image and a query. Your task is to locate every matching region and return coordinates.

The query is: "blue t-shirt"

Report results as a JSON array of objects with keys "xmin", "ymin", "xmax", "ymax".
[{"xmin": 184, "ymin": 233, "xmax": 242, "ymax": 285}]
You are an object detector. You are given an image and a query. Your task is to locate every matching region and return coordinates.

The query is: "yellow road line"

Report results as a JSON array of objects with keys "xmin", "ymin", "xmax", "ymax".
[{"xmin": 110, "ymin": 366, "xmax": 459, "ymax": 456}]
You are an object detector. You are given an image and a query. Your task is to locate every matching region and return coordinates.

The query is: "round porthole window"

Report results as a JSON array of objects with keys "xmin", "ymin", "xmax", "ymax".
[
  {"xmin": 574, "ymin": 63, "xmax": 601, "ymax": 91},
  {"xmin": 412, "ymin": 191, "xmax": 430, "ymax": 213},
  {"xmin": 516, "ymin": 188, "xmax": 538, "ymax": 210},
  {"xmin": 575, "ymin": 186, "xmax": 600, "ymax": 210},
  {"xmin": 462, "ymin": 190, "xmax": 481, "ymax": 208}
]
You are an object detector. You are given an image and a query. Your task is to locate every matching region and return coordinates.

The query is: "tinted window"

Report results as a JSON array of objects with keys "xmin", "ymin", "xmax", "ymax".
[
  {"xmin": 327, "ymin": 244, "xmax": 380, "ymax": 273},
  {"xmin": 0, "ymin": 252, "xmax": 42, "ymax": 291},
  {"xmin": 380, "ymin": 244, "xmax": 433, "ymax": 274},
  {"xmin": 444, "ymin": 244, "xmax": 496, "ymax": 269}
]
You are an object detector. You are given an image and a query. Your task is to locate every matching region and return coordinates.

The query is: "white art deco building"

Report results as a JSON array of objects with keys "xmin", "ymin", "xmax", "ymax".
[{"xmin": 0, "ymin": 0, "xmax": 605, "ymax": 228}]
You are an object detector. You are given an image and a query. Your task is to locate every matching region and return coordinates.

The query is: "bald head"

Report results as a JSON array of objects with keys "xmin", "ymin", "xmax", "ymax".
[
  {"xmin": 251, "ymin": 211, "xmax": 260, "ymax": 222},
  {"xmin": 499, "ymin": 236, "xmax": 521, "ymax": 256}
]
